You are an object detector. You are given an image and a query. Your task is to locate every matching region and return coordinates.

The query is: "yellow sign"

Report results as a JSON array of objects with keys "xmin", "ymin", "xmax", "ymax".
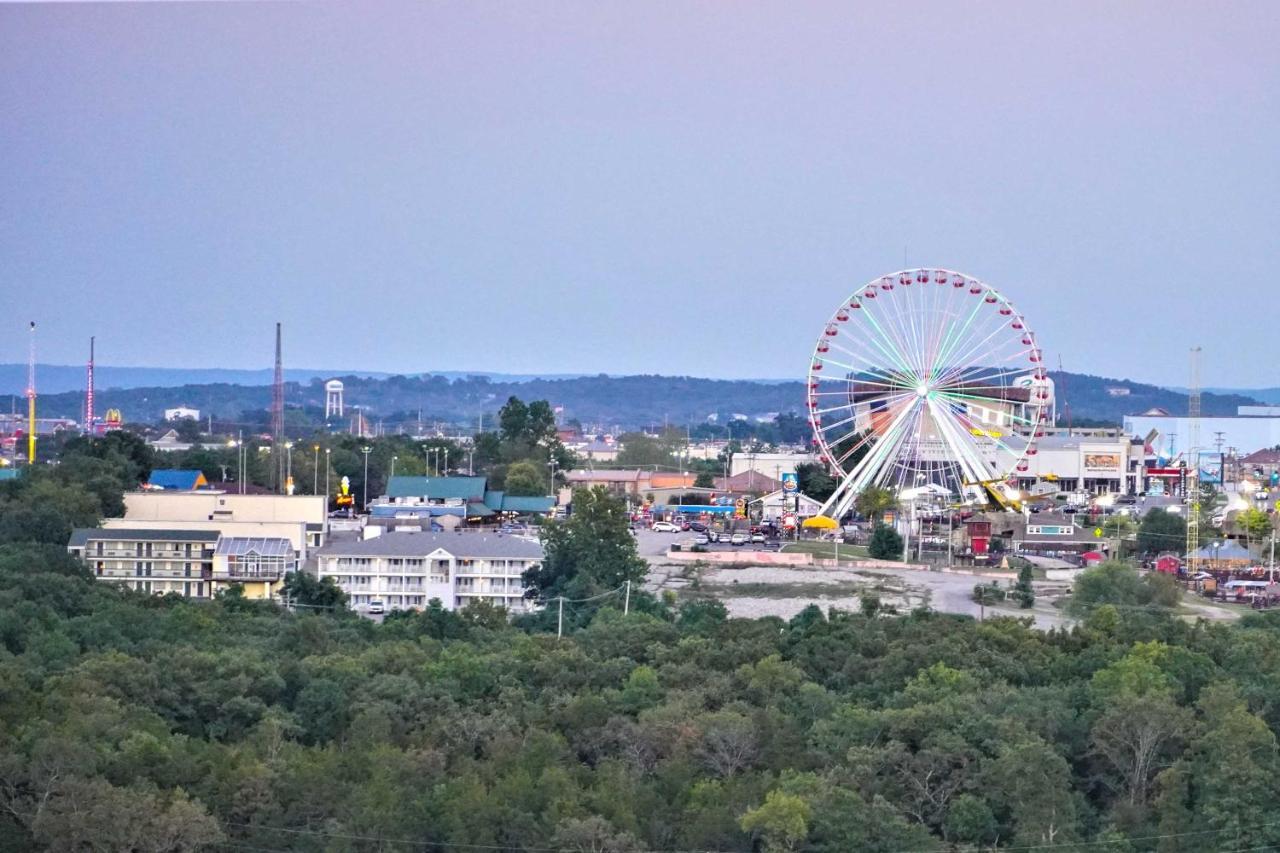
[
  {"xmin": 969, "ymin": 427, "xmax": 1004, "ymax": 439},
  {"xmin": 1094, "ymin": 527, "xmax": 1103, "ymax": 538}
]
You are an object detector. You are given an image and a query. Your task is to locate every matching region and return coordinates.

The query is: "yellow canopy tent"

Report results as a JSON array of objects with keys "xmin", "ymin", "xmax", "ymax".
[{"xmin": 801, "ymin": 515, "xmax": 838, "ymax": 529}]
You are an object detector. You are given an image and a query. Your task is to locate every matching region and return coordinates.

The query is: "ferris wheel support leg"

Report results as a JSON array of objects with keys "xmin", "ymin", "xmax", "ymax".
[{"xmin": 820, "ymin": 476, "xmax": 861, "ymax": 521}]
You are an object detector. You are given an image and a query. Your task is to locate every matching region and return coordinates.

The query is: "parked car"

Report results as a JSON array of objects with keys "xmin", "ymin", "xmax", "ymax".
[
  {"xmin": 368, "ymin": 600, "xmax": 385, "ymax": 615},
  {"xmin": 651, "ymin": 521, "xmax": 680, "ymax": 533},
  {"xmin": 730, "ymin": 533, "xmax": 748, "ymax": 546},
  {"xmin": 691, "ymin": 533, "xmax": 710, "ymax": 545},
  {"xmin": 750, "ymin": 532, "xmax": 765, "ymax": 543},
  {"xmin": 689, "ymin": 521, "xmax": 708, "ymax": 533}
]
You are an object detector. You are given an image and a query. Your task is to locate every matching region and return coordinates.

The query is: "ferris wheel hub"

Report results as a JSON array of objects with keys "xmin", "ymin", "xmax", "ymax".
[{"xmin": 915, "ymin": 382, "xmax": 929, "ymax": 397}]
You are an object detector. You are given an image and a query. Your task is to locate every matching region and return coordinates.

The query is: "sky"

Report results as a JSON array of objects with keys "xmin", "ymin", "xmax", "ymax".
[{"xmin": 2, "ymin": 1, "xmax": 1278, "ymax": 387}]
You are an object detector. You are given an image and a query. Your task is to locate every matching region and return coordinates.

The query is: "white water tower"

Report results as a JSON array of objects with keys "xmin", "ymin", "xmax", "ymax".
[{"xmin": 324, "ymin": 379, "xmax": 345, "ymax": 419}]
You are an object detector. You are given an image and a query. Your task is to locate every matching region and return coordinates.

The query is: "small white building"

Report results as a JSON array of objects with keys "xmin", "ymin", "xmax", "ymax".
[
  {"xmin": 314, "ymin": 531, "xmax": 543, "ymax": 614},
  {"xmin": 164, "ymin": 406, "xmax": 200, "ymax": 421},
  {"xmin": 752, "ymin": 489, "xmax": 823, "ymax": 522},
  {"xmin": 730, "ymin": 452, "xmax": 818, "ymax": 482}
]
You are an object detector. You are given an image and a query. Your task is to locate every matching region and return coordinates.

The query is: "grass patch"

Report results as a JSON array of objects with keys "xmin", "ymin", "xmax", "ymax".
[{"xmin": 782, "ymin": 541, "xmax": 871, "ymax": 560}]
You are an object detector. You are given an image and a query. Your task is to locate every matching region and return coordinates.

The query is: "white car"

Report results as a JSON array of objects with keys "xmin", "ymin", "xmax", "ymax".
[
  {"xmin": 730, "ymin": 533, "xmax": 748, "ymax": 546},
  {"xmin": 651, "ymin": 521, "xmax": 680, "ymax": 533},
  {"xmin": 368, "ymin": 600, "xmax": 385, "ymax": 615}
]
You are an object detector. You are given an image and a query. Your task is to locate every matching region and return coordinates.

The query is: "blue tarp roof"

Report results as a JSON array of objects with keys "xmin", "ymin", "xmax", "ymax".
[{"xmin": 148, "ymin": 469, "xmax": 207, "ymax": 490}]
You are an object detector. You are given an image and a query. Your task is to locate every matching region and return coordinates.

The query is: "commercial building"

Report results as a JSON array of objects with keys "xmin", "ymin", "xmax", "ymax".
[
  {"xmin": 1013, "ymin": 434, "xmax": 1141, "ymax": 495},
  {"xmin": 314, "ymin": 531, "xmax": 543, "ymax": 613},
  {"xmin": 163, "ymin": 406, "xmax": 200, "ymax": 421},
  {"xmin": 69, "ymin": 528, "xmax": 219, "ymax": 598},
  {"xmin": 113, "ymin": 491, "xmax": 328, "ymax": 551},
  {"xmin": 373, "ymin": 476, "xmax": 555, "ymax": 522},
  {"xmin": 68, "ymin": 527, "xmax": 298, "ymax": 600},
  {"xmin": 1124, "ymin": 408, "xmax": 1280, "ymax": 460},
  {"xmin": 729, "ymin": 452, "xmax": 817, "ymax": 481}
]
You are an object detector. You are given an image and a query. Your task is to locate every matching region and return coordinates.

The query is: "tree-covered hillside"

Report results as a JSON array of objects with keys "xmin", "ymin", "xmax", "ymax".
[
  {"xmin": 25, "ymin": 371, "xmax": 1260, "ymax": 429},
  {"xmin": 5, "ymin": 543, "xmax": 1280, "ymax": 850}
]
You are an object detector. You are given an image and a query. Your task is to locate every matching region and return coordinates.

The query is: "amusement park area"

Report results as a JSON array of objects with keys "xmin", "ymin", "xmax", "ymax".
[
  {"xmin": 6, "ymin": 269, "xmax": 1280, "ymax": 625},
  {"xmin": 631, "ymin": 268, "xmax": 1280, "ymax": 625}
]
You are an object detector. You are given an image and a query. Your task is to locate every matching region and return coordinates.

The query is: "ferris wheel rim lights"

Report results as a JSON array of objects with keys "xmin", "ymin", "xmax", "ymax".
[{"xmin": 806, "ymin": 268, "xmax": 1049, "ymax": 517}]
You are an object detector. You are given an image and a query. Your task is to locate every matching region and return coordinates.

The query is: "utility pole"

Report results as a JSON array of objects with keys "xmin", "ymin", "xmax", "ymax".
[
  {"xmin": 26, "ymin": 322, "xmax": 36, "ymax": 465},
  {"xmin": 557, "ymin": 597, "xmax": 564, "ymax": 639},
  {"xmin": 361, "ymin": 446, "xmax": 372, "ymax": 509},
  {"xmin": 624, "ymin": 580, "xmax": 631, "ymax": 615}
]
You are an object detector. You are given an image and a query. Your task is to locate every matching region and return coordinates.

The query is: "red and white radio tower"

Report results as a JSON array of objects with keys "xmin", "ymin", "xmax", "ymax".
[{"xmin": 85, "ymin": 337, "xmax": 95, "ymax": 435}]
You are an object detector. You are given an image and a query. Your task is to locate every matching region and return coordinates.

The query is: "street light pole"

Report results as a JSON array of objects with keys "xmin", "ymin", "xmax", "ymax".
[
  {"xmin": 312, "ymin": 444, "xmax": 319, "ymax": 495},
  {"xmin": 361, "ymin": 446, "xmax": 372, "ymax": 509},
  {"xmin": 324, "ymin": 448, "xmax": 331, "ymax": 508},
  {"xmin": 390, "ymin": 455, "xmax": 397, "ymax": 480},
  {"xmin": 285, "ymin": 441, "xmax": 293, "ymax": 495}
]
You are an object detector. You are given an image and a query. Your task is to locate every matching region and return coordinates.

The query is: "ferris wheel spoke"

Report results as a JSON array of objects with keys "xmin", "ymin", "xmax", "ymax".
[
  {"xmin": 859, "ymin": 306, "xmax": 919, "ymax": 378},
  {"xmin": 933, "ymin": 322, "xmax": 1033, "ymax": 388},
  {"xmin": 822, "ymin": 340, "xmax": 917, "ymax": 387},
  {"xmin": 931, "ymin": 296, "xmax": 988, "ymax": 380}
]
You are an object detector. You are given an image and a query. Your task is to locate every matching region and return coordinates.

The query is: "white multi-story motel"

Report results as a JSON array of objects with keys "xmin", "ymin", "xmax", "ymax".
[{"xmin": 314, "ymin": 531, "xmax": 543, "ymax": 613}]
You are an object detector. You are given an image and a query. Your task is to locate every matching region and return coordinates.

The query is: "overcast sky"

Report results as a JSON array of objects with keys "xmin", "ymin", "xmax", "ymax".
[{"xmin": 2, "ymin": 2, "xmax": 1278, "ymax": 386}]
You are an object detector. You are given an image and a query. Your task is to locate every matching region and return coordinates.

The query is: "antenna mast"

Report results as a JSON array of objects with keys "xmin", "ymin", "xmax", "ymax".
[
  {"xmin": 1187, "ymin": 347, "xmax": 1202, "ymax": 573},
  {"xmin": 85, "ymin": 336, "xmax": 95, "ymax": 436},
  {"xmin": 26, "ymin": 322, "xmax": 36, "ymax": 465},
  {"xmin": 272, "ymin": 322, "xmax": 285, "ymax": 491}
]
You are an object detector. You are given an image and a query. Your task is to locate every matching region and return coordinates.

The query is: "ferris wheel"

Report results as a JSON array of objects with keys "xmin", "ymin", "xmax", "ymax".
[{"xmin": 807, "ymin": 268, "xmax": 1050, "ymax": 520}]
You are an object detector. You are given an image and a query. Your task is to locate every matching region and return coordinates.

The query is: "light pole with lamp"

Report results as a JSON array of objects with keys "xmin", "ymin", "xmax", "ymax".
[
  {"xmin": 284, "ymin": 441, "xmax": 294, "ymax": 495},
  {"xmin": 324, "ymin": 448, "xmax": 331, "ymax": 508},
  {"xmin": 390, "ymin": 455, "xmax": 397, "ymax": 480},
  {"xmin": 443, "ymin": 449, "xmax": 449, "ymax": 475},
  {"xmin": 361, "ymin": 446, "xmax": 372, "ymax": 510},
  {"xmin": 227, "ymin": 438, "xmax": 239, "ymax": 494},
  {"xmin": 312, "ymin": 444, "xmax": 320, "ymax": 495}
]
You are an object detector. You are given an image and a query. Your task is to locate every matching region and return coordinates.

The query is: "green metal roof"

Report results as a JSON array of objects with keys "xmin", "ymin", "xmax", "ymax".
[
  {"xmin": 483, "ymin": 490, "xmax": 504, "ymax": 511},
  {"xmin": 465, "ymin": 502, "xmax": 496, "ymax": 517},
  {"xmin": 386, "ymin": 476, "xmax": 487, "ymax": 501},
  {"xmin": 500, "ymin": 496, "xmax": 556, "ymax": 513}
]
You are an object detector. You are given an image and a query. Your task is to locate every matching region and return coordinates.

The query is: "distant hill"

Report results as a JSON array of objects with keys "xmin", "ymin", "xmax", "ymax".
[
  {"xmin": 0, "ymin": 364, "xmax": 589, "ymax": 397},
  {"xmin": 15, "ymin": 369, "xmax": 1264, "ymax": 430}
]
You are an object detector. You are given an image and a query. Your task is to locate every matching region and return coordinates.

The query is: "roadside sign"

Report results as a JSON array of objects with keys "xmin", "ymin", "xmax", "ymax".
[{"xmin": 781, "ymin": 472, "xmax": 798, "ymax": 493}]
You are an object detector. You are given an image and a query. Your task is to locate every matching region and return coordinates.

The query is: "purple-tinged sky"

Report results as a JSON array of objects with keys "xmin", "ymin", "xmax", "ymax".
[{"xmin": 2, "ymin": 1, "xmax": 1278, "ymax": 386}]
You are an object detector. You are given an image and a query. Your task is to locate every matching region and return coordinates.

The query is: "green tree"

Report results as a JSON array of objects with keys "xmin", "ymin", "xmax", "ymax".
[
  {"xmin": 740, "ymin": 789, "xmax": 811, "ymax": 853},
  {"xmin": 504, "ymin": 460, "xmax": 547, "ymax": 496},
  {"xmin": 794, "ymin": 463, "xmax": 836, "ymax": 502},
  {"xmin": 1069, "ymin": 561, "xmax": 1180, "ymax": 616},
  {"xmin": 1236, "ymin": 507, "xmax": 1272, "ymax": 553},
  {"xmin": 282, "ymin": 571, "xmax": 348, "ymax": 610},
  {"xmin": 1013, "ymin": 563, "xmax": 1035, "ymax": 608},
  {"xmin": 522, "ymin": 486, "xmax": 647, "ymax": 606},
  {"xmin": 1137, "ymin": 508, "xmax": 1186, "ymax": 555},
  {"xmin": 693, "ymin": 471, "xmax": 715, "ymax": 489},
  {"xmin": 867, "ymin": 523, "xmax": 904, "ymax": 560},
  {"xmin": 855, "ymin": 486, "xmax": 897, "ymax": 522},
  {"xmin": 616, "ymin": 433, "xmax": 675, "ymax": 468}
]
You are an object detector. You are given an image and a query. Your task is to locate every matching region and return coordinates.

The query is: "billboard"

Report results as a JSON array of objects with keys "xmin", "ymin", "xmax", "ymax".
[
  {"xmin": 1082, "ymin": 452, "xmax": 1121, "ymax": 475},
  {"xmin": 781, "ymin": 472, "xmax": 799, "ymax": 493}
]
